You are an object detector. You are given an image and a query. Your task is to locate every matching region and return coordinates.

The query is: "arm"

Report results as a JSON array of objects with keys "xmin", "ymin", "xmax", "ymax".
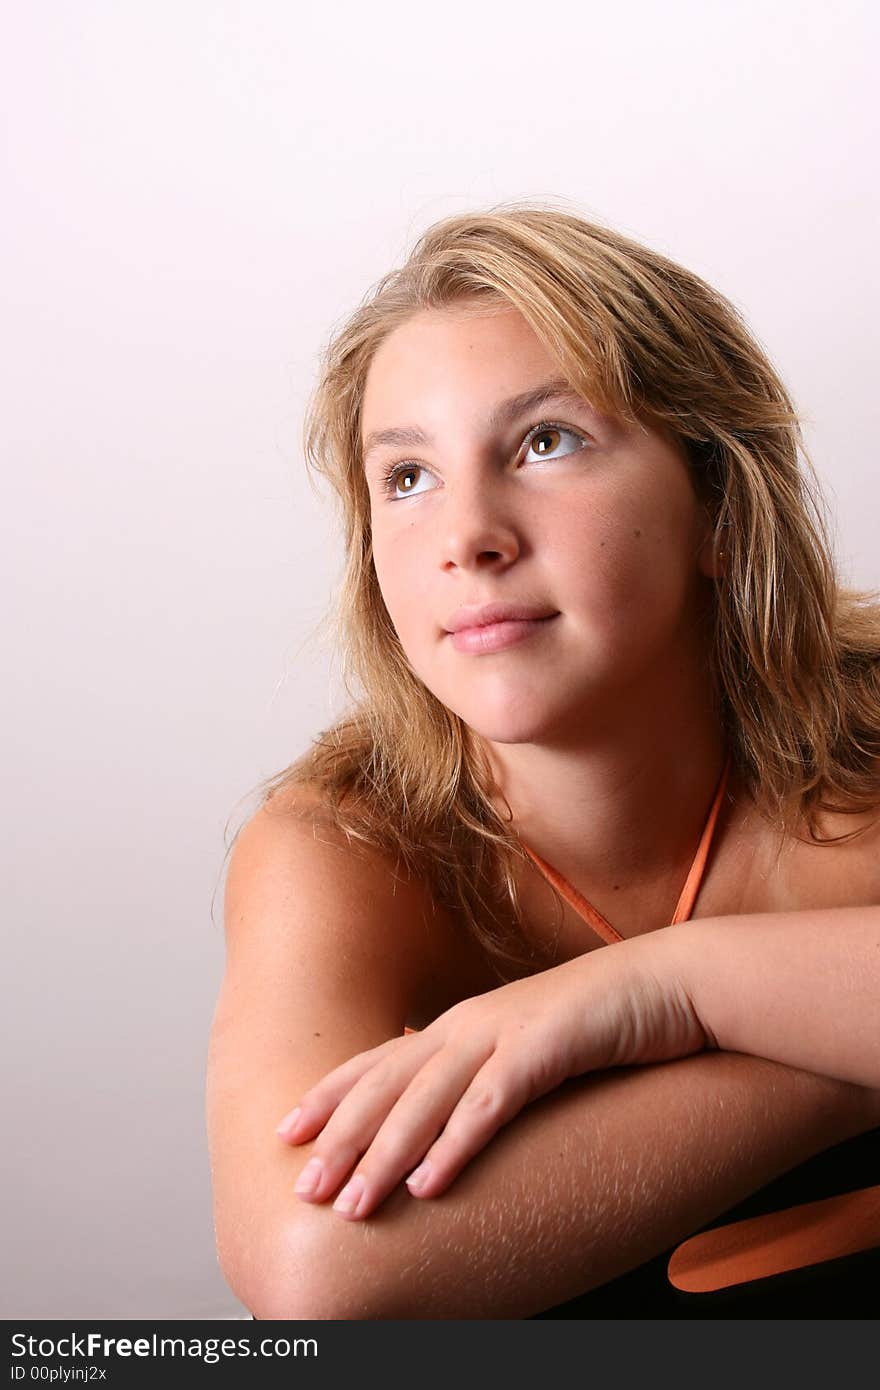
[
  {"xmin": 666, "ymin": 907, "xmax": 880, "ymax": 1088},
  {"xmin": 207, "ymin": 798, "xmax": 880, "ymax": 1320},
  {"xmin": 276, "ymin": 904, "xmax": 880, "ymax": 1222},
  {"xmin": 267, "ymin": 1055, "xmax": 878, "ymax": 1320},
  {"xmin": 206, "ymin": 789, "xmax": 487, "ymax": 1317}
]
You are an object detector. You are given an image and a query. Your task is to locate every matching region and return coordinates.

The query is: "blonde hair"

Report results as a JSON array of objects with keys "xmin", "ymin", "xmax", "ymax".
[{"xmin": 247, "ymin": 201, "xmax": 880, "ymax": 980}]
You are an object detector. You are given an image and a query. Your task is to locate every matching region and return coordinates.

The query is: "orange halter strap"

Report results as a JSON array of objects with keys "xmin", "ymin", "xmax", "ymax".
[{"xmin": 519, "ymin": 752, "xmax": 732, "ymax": 944}]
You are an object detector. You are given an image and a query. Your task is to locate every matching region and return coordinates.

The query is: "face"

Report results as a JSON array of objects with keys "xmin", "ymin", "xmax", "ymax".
[{"xmin": 361, "ymin": 302, "xmax": 718, "ymax": 746}]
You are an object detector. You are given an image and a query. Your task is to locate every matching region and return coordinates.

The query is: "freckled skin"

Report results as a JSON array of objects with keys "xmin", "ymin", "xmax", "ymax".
[{"xmin": 362, "ymin": 303, "xmax": 718, "ymax": 748}]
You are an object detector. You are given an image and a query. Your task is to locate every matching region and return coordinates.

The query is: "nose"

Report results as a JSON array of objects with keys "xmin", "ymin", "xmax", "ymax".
[{"xmin": 439, "ymin": 473, "xmax": 522, "ymax": 573}]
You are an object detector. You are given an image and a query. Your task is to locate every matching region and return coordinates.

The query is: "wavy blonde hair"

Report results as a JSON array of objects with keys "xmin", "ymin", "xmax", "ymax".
[{"xmin": 245, "ymin": 201, "xmax": 880, "ymax": 981}]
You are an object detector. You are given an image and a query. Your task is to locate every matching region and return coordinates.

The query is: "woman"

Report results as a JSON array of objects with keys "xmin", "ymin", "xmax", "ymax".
[{"xmin": 206, "ymin": 204, "xmax": 880, "ymax": 1319}]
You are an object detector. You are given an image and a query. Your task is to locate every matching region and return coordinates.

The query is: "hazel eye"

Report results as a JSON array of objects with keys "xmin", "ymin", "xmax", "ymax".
[
  {"xmin": 381, "ymin": 462, "xmax": 435, "ymax": 498},
  {"xmin": 395, "ymin": 466, "xmax": 422, "ymax": 494},
  {"xmin": 523, "ymin": 425, "xmax": 588, "ymax": 462}
]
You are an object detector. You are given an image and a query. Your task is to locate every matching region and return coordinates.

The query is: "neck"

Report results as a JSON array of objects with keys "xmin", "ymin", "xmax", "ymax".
[{"xmin": 482, "ymin": 665, "xmax": 732, "ymax": 914}]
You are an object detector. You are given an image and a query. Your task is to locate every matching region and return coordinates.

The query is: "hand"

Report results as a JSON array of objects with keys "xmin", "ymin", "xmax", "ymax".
[{"xmin": 275, "ymin": 934, "xmax": 707, "ymax": 1220}]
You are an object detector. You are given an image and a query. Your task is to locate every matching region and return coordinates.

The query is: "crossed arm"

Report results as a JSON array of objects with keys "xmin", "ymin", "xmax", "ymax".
[
  {"xmin": 207, "ymin": 803, "xmax": 880, "ymax": 1320},
  {"xmin": 273, "ymin": 1060, "xmax": 878, "ymax": 1318}
]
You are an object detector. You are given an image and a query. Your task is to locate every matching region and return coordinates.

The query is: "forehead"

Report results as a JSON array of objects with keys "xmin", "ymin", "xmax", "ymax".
[{"xmin": 361, "ymin": 304, "xmax": 559, "ymax": 424}]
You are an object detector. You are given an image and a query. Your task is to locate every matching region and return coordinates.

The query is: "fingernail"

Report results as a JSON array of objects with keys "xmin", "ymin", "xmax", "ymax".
[
  {"xmin": 406, "ymin": 1160, "xmax": 431, "ymax": 1193},
  {"xmin": 294, "ymin": 1157, "xmax": 323, "ymax": 1196},
  {"xmin": 333, "ymin": 1175, "xmax": 366, "ymax": 1217},
  {"xmin": 276, "ymin": 1106, "xmax": 301, "ymax": 1135}
]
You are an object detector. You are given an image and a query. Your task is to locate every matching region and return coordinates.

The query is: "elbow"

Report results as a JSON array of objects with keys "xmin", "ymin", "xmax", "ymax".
[
  {"xmin": 215, "ymin": 1219, "xmax": 327, "ymax": 1322},
  {"xmin": 246, "ymin": 1220, "xmax": 344, "ymax": 1322},
  {"xmin": 243, "ymin": 1208, "xmax": 397, "ymax": 1321}
]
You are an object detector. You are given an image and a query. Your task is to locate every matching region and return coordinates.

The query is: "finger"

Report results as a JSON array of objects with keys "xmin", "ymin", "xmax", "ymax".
[
  {"xmin": 330, "ymin": 1040, "xmax": 494, "ymax": 1220},
  {"xmin": 404, "ymin": 1052, "xmax": 532, "ymax": 1201},
  {"xmin": 293, "ymin": 1039, "xmax": 444, "ymax": 1206},
  {"xmin": 276, "ymin": 1034, "xmax": 408, "ymax": 1142}
]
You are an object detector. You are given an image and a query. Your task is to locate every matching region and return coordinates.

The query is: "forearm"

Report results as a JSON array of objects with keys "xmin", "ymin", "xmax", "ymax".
[
  {"xmin": 667, "ymin": 907, "xmax": 880, "ymax": 1087},
  {"xmin": 255, "ymin": 1051, "xmax": 878, "ymax": 1319}
]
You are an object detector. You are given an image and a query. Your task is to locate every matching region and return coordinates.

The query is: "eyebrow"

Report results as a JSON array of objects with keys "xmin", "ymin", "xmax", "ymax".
[{"xmin": 361, "ymin": 377, "xmax": 594, "ymax": 466}]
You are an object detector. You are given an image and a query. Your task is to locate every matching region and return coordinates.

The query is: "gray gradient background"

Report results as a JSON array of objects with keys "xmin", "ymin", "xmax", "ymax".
[{"xmin": 2, "ymin": 0, "xmax": 877, "ymax": 1319}]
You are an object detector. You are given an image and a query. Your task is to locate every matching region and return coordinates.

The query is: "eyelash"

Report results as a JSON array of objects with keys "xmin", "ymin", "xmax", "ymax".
[{"xmin": 377, "ymin": 420, "xmax": 590, "ymax": 500}]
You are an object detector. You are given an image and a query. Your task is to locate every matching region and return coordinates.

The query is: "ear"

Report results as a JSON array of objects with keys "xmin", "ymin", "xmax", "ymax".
[{"xmin": 696, "ymin": 513, "xmax": 726, "ymax": 580}]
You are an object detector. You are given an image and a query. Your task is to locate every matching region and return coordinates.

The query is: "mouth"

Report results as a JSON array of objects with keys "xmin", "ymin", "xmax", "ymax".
[{"xmin": 447, "ymin": 614, "xmax": 559, "ymax": 655}]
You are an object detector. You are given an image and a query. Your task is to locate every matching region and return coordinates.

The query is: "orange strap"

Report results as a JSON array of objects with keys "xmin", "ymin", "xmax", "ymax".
[
  {"xmin": 668, "ymin": 1184, "xmax": 880, "ymax": 1293},
  {"xmin": 668, "ymin": 752, "xmax": 731, "ymax": 924},
  {"xmin": 520, "ymin": 844, "xmax": 626, "ymax": 944},
  {"xmin": 520, "ymin": 752, "xmax": 732, "ymax": 944}
]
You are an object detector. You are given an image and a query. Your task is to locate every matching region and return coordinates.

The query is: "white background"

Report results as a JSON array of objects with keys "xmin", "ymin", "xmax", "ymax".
[{"xmin": 2, "ymin": 0, "xmax": 877, "ymax": 1318}]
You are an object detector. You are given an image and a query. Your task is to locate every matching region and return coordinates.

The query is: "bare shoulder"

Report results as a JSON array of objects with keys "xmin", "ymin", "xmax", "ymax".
[
  {"xmin": 206, "ymin": 777, "xmax": 492, "ymax": 1312},
  {"xmin": 222, "ymin": 778, "xmax": 489, "ymax": 1028},
  {"xmin": 754, "ymin": 789, "xmax": 880, "ymax": 913}
]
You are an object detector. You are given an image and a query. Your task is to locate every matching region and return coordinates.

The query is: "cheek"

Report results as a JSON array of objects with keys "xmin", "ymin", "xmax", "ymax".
[
  {"xmin": 371, "ymin": 527, "xmax": 425, "ymax": 636},
  {"xmin": 558, "ymin": 505, "xmax": 695, "ymax": 625},
  {"xmin": 555, "ymin": 495, "xmax": 641, "ymax": 581}
]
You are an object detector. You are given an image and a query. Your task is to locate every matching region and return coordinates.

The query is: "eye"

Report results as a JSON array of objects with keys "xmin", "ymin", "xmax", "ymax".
[
  {"xmin": 376, "ymin": 420, "xmax": 590, "ymax": 501},
  {"xmin": 522, "ymin": 422, "xmax": 589, "ymax": 463},
  {"xmin": 378, "ymin": 461, "xmax": 436, "ymax": 500}
]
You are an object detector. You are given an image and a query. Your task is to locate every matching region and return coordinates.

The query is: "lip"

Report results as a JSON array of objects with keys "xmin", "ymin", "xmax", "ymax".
[
  {"xmin": 443, "ymin": 601, "xmax": 560, "ymax": 656},
  {"xmin": 448, "ymin": 614, "xmax": 559, "ymax": 654},
  {"xmin": 444, "ymin": 602, "xmax": 558, "ymax": 633}
]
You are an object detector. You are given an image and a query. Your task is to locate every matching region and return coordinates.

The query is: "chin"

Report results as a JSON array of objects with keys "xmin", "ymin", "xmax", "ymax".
[
  {"xmin": 415, "ymin": 665, "xmax": 597, "ymax": 743},
  {"xmin": 455, "ymin": 701, "xmax": 571, "ymax": 746}
]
